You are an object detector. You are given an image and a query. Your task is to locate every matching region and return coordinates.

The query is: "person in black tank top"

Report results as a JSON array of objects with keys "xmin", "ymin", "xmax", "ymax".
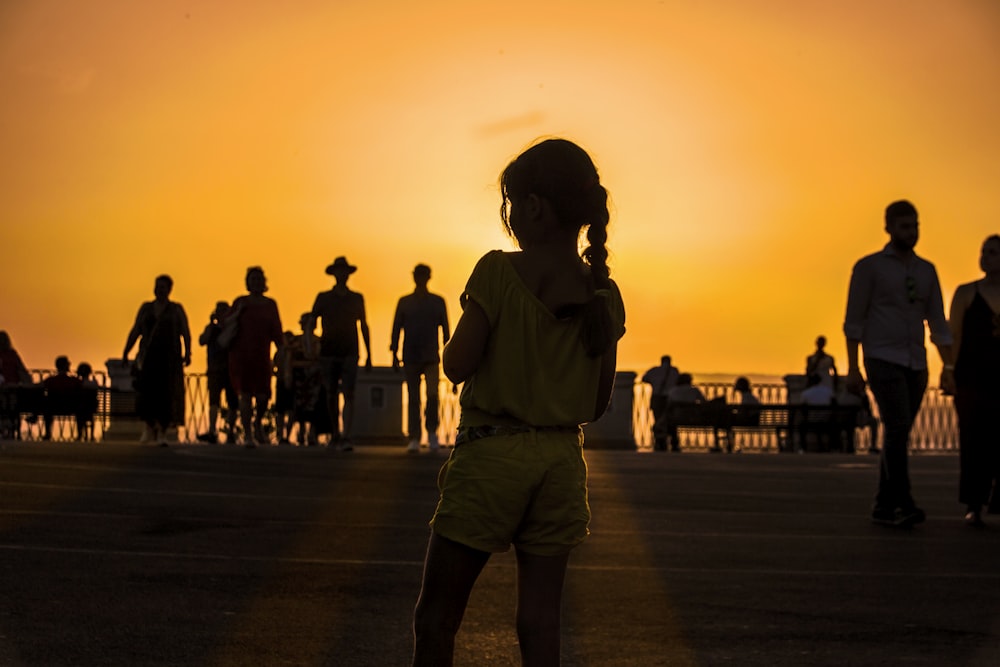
[{"xmin": 948, "ymin": 235, "xmax": 1000, "ymax": 526}]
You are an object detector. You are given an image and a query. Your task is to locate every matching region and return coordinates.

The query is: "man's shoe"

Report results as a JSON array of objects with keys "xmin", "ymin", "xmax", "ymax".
[
  {"xmin": 871, "ymin": 507, "xmax": 898, "ymax": 526},
  {"xmin": 428, "ymin": 432, "xmax": 440, "ymax": 452},
  {"xmin": 407, "ymin": 439, "xmax": 420, "ymax": 453},
  {"xmin": 197, "ymin": 431, "xmax": 218, "ymax": 444},
  {"xmin": 897, "ymin": 507, "xmax": 926, "ymax": 527},
  {"xmin": 873, "ymin": 506, "xmax": 925, "ymax": 528}
]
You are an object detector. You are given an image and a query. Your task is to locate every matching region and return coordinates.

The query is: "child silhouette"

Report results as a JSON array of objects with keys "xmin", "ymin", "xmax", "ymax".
[{"xmin": 412, "ymin": 138, "xmax": 626, "ymax": 665}]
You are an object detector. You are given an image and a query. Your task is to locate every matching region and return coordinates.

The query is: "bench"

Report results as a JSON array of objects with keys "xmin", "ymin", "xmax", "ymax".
[
  {"xmin": 664, "ymin": 401, "xmax": 861, "ymax": 453},
  {"xmin": 47, "ymin": 385, "xmax": 100, "ymax": 440},
  {"xmin": 791, "ymin": 404, "xmax": 862, "ymax": 453},
  {"xmin": 0, "ymin": 386, "xmax": 43, "ymax": 440},
  {"xmin": 0, "ymin": 385, "xmax": 100, "ymax": 441}
]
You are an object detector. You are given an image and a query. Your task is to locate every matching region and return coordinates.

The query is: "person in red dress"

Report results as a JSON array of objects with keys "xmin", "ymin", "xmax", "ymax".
[{"xmin": 226, "ymin": 266, "xmax": 283, "ymax": 447}]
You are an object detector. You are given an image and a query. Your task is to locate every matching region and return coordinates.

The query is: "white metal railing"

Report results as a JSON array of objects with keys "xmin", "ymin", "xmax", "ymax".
[{"xmin": 4, "ymin": 372, "xmax": 959, "ymax": 452}]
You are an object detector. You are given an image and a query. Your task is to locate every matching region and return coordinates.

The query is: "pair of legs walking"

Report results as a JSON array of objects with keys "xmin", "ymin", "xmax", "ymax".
[
  {"xmin": 322, "ymin": 356, "xmax": 358, "ymax": 445},
  {"xmin": 405, "ymin": 362, "xmax": 440, "ymax": 448},
  {"xmin": 412, "ymin": 532, "xmax": 569, "ymax": 667},
  {"xmin": 954, "ymin": 386, "xmax": 1000, "ymax": 521},
  {"xmin": 199, "ymin": 372, "xmax": 236, "ymax": 443},
  {"xmin": 238, "ymin": 392, "xmax": 269, "ymax": 445},
  {"xmin": 865, "ymin": 358, "xmax": 927, "ymax": 517}
]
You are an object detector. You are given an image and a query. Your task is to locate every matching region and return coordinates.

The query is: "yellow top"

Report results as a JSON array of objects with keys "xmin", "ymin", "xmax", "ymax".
[{"xmin": 458, "ymin": 250, "xmax": 626, "ymax": 429}]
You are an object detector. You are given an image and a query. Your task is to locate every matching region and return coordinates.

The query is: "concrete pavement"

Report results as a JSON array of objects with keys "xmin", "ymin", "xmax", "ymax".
[{"xmin": 1, "ymin": 441, "xmax": 998, "ymax": 666}]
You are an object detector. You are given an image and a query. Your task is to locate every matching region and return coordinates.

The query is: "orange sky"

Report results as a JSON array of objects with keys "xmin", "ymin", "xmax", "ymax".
[{"xmin": 2, "ymin": 0, "xmax": 999, "ymax": 381}]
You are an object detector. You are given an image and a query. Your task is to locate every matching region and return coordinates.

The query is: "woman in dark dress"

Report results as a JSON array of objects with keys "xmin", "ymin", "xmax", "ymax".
[
  {"xmin": 948, "ymin": 235, "xmax": 1000, "ymax": 526},
  {"xmin": 0, "ymin": 330, "xmax": 31, "ymax": 386},
  {"xmin": 226, "ymin": 266, "xmax": 283, "ymax": 447},
  {"xmin": 123, "ymin": 275, "xmax": 191, "ymax": 445}
]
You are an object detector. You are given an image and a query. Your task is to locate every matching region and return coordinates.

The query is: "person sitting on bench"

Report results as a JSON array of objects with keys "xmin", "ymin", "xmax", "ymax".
[{"xmin": 42, "ymin": 356, "xmax": 83, "ymax": 440}]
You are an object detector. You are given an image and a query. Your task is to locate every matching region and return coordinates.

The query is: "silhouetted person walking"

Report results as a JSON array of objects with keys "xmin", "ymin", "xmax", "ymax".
[
  {"xmin": 391, "ymin": 263, "xmax": 450, "ymax": 453},
  {"xmin": 225, "ymin": 267, "xmax": 283, "ymax": 448},
  {"xmin": 123, "ymin": 274, "xmax": 191, "ymax": 446},
  {"xmin": 197, "ymin": 301, "xmax": 237, "ymax": 443},
  {"xmin": 311, "ymin": 256, "xmax": 373, "ymax": 451},
  {"xmin": 948, "ymin": 234, "xmax": 1000, "ymax": 526},
  {"xmin": 844, "ymin": 200, "xmax": 953, "ymax": 528}
]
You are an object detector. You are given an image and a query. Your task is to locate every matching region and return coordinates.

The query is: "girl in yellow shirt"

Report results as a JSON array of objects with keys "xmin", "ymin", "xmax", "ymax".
[{"xmin": 412, "ymin": 138, "xmax": 626, "ymax": 666}]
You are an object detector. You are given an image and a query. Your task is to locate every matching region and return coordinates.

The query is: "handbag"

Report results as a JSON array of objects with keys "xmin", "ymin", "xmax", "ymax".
[{"xmin": 217, "ymin": 304, "xmax": 242, "ymax": 349}]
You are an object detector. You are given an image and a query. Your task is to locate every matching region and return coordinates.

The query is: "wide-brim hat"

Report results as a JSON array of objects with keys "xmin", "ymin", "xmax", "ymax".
[{"xmin": 325, "ymin": 256, "xmax": 357, "ymax": 275}]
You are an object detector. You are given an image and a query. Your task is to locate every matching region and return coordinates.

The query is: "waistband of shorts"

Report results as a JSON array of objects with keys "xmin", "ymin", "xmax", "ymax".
[{"xmin": 455, "ymin": 424, "xmax": 580, "ymax": 445}]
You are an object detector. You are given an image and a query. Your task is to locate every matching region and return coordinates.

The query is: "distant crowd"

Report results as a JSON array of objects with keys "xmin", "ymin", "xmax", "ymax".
[
  {"xmin": 0, "ymin": 336, "xmax": 100, "ymax": 441},
  {"xmin": 1, "ymin": 257, "xmax": 451, "ymax": 451}
]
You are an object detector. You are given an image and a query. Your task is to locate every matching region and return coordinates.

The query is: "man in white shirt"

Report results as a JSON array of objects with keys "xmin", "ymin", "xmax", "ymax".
[
  {"xmin": 800, "ymin": 374, "xmax": 835, "ymax": 405},
  {"xmin": 843, "ymin": 200, "xmax": 954, "ymax": 527}
]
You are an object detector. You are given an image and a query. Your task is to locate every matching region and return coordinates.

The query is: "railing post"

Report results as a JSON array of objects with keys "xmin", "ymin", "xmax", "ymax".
[
  {"xmin": 783, "ymin": 374, "xmax": 808, "ymax": 404},
  {"xmin": 350, "ymin": 366, "xmax": 406, "ymax": 444},
  {"xmin": 583, "ymin": 371, "xmax": 637, "ymax": 449},
  {"xmin": 102, "ymin": 358, "xmax": 144, "ymax": 441}
]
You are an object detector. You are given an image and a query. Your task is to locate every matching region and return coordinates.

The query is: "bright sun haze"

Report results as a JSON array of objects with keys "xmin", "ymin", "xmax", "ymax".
[{"xmin": 2, "ymin": 0, "xmax": 999, "ymax": 381}]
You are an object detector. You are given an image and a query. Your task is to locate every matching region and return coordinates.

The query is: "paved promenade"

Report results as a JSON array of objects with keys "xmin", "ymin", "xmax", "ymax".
[{"xmin": 1, "ymin": 441, "xmax": 998, "ymax": 666}]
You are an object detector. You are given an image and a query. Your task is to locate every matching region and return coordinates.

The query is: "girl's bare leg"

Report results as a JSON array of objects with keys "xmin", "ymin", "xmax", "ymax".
[
  {"xmin": 515, "ymin": 547, "xmax": 570, "ymax": 667},
  {"xmin": 412, "ymin": 533, "xmax": 490, "ymax": 667}
]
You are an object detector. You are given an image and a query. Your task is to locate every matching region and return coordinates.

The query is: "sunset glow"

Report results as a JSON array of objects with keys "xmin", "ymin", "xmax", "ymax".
[{"xmin": 2, "ymin": 0, "xmax": 999, "ymax": 380}]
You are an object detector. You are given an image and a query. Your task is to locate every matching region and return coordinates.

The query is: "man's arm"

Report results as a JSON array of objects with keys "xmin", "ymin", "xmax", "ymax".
[
  {"xmin": 844, "ymin": 338, "xmax": 865, "ymax": 392},
  {"xmin": 843, "ymin": 260, "xmax": 870, "ymax": 392},
  {"xmin": 390, "ymin": 300, "xmax": 403, "ymax": 369},
  {"xmin": 439, "ymin": 296, "xmax": 451, "ymax": 346},
  {"xmin": 358, "ymin": 297, "xmax": 373, "ymax": 370},
  {"xmin": 178, "ymin": 305, "xmax": 192, "ymax": 367},
  {"xmin": 309, "ymin": 293, "xmax": 323, "ymax": 326},
  {"xmin": 926, "ymin": 267, "xmax": 955, "ymax": 392}
]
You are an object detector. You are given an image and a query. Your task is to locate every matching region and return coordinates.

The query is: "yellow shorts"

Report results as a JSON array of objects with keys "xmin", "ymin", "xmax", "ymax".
[{"xmin": 430, "ymin": 429, "xmax": 590, "ymax": 556}]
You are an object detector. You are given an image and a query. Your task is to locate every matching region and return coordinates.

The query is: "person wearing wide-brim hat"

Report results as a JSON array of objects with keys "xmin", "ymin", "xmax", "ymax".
[
  {"xmin": 325, "ymin": 257, "xmax": 357, "ymax": 276},
  {"xmin": 310, "ymin": 256, "xmax": 372, "ymax": 451}
]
